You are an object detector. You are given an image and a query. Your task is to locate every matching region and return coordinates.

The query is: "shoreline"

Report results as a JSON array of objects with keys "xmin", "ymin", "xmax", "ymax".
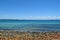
[{"xmin": 0, "ymin": 30, "xmax": 60, "ymax": 40}]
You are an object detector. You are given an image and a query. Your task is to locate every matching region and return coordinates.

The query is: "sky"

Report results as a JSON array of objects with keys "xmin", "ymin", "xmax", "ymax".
[{"xmin": 0, "ymin": 0, "xmax": 60, "ymax": 20}]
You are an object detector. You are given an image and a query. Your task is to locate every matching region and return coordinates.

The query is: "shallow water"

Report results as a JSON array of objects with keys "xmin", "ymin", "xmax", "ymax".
[{"xmin": 0, "ymin": 20, "xmax": 60, "ymax": 32}]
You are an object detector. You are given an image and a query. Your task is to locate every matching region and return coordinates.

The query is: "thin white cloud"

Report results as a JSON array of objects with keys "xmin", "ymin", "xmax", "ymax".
[
  {"xmin": 0, "ymin": 16, "xmax": 60, "ymax": 20},
  {"xmin": 24, "ymin": 16, "xmax": 60, "ymax": 20}
]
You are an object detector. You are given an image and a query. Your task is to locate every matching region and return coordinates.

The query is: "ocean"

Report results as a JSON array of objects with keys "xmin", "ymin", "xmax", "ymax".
[{"xmin": 0, "ymin": 20, "xmax": 60, "ymax": 32}]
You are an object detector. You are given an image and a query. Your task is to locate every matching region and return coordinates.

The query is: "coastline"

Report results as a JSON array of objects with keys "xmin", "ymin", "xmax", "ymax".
[
  {"xmin": 0, "ymin": 30, "xmax": 60, "ymax": 40},
  {"xmin": 0, "ymin": 20, "xmax": 60, "ymax": 40}
]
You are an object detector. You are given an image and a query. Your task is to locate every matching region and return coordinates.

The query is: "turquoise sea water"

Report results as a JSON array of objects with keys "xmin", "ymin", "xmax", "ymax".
[{"xmin": 0, "ymin": 20, "xmax": 60, "ymax": 32}]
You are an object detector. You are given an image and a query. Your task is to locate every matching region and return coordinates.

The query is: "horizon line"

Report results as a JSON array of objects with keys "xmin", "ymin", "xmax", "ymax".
[{"xmin": 0, "ymin": 19, "xmax": 60, "ymax": 20}]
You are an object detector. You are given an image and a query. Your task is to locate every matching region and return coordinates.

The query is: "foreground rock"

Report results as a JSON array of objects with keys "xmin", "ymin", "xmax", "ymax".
[{"xmin": 0, "ymin": 30, "xmax": 60, "ymax": 40}]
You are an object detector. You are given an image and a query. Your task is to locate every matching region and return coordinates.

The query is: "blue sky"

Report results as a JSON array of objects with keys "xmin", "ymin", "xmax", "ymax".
[{"xmin": 0, "ymin": 0, "xmax": 60, "ymax": 19}]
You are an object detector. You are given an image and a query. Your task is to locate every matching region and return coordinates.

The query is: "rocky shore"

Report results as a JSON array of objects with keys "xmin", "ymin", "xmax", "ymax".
[{"xmin": 0, "ymin": 30, "xmax": 60, "ymax": 40}]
